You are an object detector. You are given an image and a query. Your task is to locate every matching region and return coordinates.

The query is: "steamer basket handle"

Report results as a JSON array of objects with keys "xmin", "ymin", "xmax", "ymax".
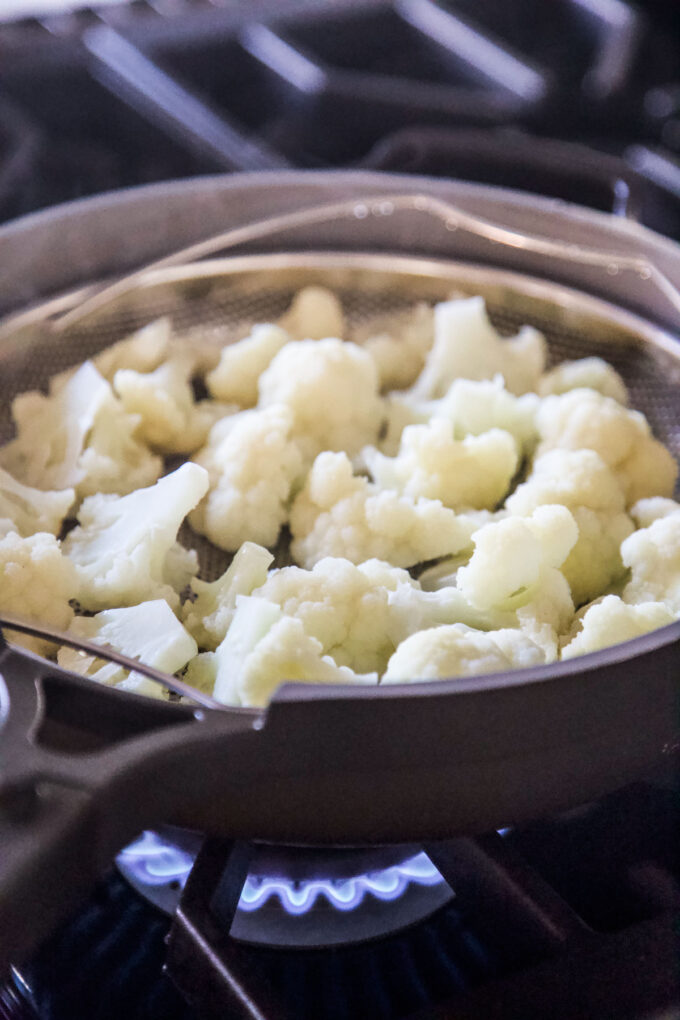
[
  {"xmin": 50, "ymin": 192, "xmax": 680, "ymax": 333},
  {"xmin": 0, "ymin": 627, "xmax": 256, "ymax": 974}
]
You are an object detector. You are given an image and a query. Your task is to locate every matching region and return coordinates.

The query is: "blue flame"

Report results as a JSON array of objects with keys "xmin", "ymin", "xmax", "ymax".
[{"xmin": 117, "ymin": 832, "xmax": 445, "ymax": 915}]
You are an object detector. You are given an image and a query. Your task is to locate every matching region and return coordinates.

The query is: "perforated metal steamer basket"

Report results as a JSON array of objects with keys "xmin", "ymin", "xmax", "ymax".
[{"xmin": 0, "ymin": 179, "xmax": 678, "ymax": 973}]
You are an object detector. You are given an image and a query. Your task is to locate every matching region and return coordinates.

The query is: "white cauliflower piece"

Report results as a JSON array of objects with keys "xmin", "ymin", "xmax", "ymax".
[
  {"xmin": 382, "ymin": 623, "xmax": 545, "ymax": 683},
  {"xmin": 410, "ymin": 296, "xmax": 546, "ymax": 399},
  {"xmin": 535, "ymin": 388, "xmax": 678, "ymax": 504},
  {"xmin": 278, "ymin": 286, "xmax": 345, "ymax": 340},
  {"xmin": 63, "ymin": 462, "xmax": 209, "ymax": 612},
  {"xmin": 561, "ymin": 595, "xmax": 674, "ymax": 659},
  {"xmin": 182, "ymin": 541, "xmax": 274, "ymax": 650},
  {"xmin": 57, "ymin": 600, "xmax": 198, "ymax": 699},
  {"xmin": 206, "ymin": 324, "xmax": 290, "ymax": 407},
  {"xmin": 630, "ymin": 497, "xmax": 680, "ymax": 528},
  {"xmin": 251, "ymin": 556, "xmax": 417, "ymax": 673},
  {"xmin": 0, "ymin": 362, "xmax": 161, "ymax": 499},
  {"xmin": 258, "ymin": 338, "xmax": 383, "ymax": 459},
  {"xmin": 507, "ymin": 449, "xmax": 633, "ymax": 606},
  {"xmin": 0, "ymin": 466, "xmax": 74, "ymax": 537},
  {"xmin": 211, "ymin": 596, "xmax": 377, "ymax": 707},
  {"xmin": 290, "ymin": 451, "xmax": 476, "ymax": 569},
  {"xmin": 190, "ymin": 405, "xmax": 304, "ymax": 552},
  {"xmin": 382, "ymin": 376, "xmax": 539, "ymax": 457},
  {"xmin": 114, "ymin": 357, "xmax": 234, "ymax": 455},
  {"xmin": 355, "ymin": 303, "xmax": 434, "ymax": 391},
  {"xmin": 49, "ymin": 318, "xmax": 174, "ymax": 394},
  {"xmin": 621, "ymin": 509, "xmax": 680, "ymax": 615},
  {"xmin": 538, "ymin": 357, "xmax": 628, "ymax": 404},
  {"xmin": 0, "ymin": 530, "xmax": 79, "ymax": 655},
  {"xmin": 457, "ymin": 505, "xmax": 578, "ymax": 611},
  {"xmin": 364, "ymin": 419, "xmax": 517, "ymax": 511}
]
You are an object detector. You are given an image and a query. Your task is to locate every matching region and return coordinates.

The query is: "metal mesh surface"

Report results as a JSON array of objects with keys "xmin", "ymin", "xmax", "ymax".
[{"xmin": 0, "ymin": 255, "xmax": 678, "ymax": 583}]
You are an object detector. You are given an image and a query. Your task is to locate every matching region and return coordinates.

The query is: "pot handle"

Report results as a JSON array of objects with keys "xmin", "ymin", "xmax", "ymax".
[
  {"xmin": 50, "ymin": 191, "xmax": 680, "ymax": 333},
  {"xmin": 0, "ymin": 631, "xmax": 255, "ymax": 974}
]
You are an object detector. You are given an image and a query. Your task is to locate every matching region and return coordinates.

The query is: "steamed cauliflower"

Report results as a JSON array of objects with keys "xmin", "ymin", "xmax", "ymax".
[
  {"xmin": 382, "ymin": 623, "xmax": 546, "ymax": 683},
  {"xmin": 363, "ymin": 419, "xmax": 518, "ymax": 511},
  {"xmin": 113, "ymin": 357, "xmax": 233, "ymax": 454},
  {"xmin": 57, "ymin": 599, "xmax": 198, "ymax": 699},
  {"xmin": 0, "ymin": 361, "xmax": 161, "ymax": 499},
  {"xmin": 182, "ymin": 541, "xmax": 274, "ymax": 649},
  {"xmin": 63, "ymin": 462, "xmax": 209, "ymax": 612},
  {"xmin": 535, "ymin": 388, "xmax": 678, "ymax": 504},
  {"xmin": 290, "ymin": 451, "xmax": 476, "ymax": 569},
  {"xmin": 507, "ymin": 449, "xmax": 633, "ymax": 606},
  {"xmin": 0, "ymin": 530, "xmax": 79, "ymax": 655},
  {"xmin": 206, "ymin": 324, "xmax": 290, "ymax": 407},
  {"xmin": 208, "ymin": 596, "xmax": 377, "ymax": 708},
  {"xmin": 278, "ymin": 285, "xmax": 345, "ymax": 341},
  {"xmin": 621, "ymin": 505, "xmax": 680, "ymax": 614},
  {"xmin": 355, "ymin": 303, "xmax": 434, "ymax": 391},
  {"xmin": 410, "ymin": 296, "xmax": 546, "ymax": 398},
  {"xmin": 0, "ymin": 466, "xmax": 74, "ymax": 537},
  {"xmin": 258, "ymin": 338, "xmax": 383, "ymax": 459},
  {"xmin": 191, "ymin": 405, "xmax": 305, "ymax": 552},
  {"xmin": 561, "ymin": 595, "xmax": 674, "ymax": 659},
  {"xmin": 538, "ymin": 357, "xmax": 628, "ymax": 404}
]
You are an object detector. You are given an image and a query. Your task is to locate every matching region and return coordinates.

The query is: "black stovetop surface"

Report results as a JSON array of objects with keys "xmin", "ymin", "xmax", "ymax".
[{"xmin": 0, "ymin": 2, "xmax": 679, "ymax": 1018}]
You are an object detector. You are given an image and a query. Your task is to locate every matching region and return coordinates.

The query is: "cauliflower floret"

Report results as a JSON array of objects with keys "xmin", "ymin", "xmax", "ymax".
[
  {"xmin": 354, "ymin": 303, "xmax": 434, "ymax": 391},
  {"xmin": 621, "ymin": 509, "xmax": 680, "ymax": 615},
  {"xmin": 63, "ymin": 462, "xmax": 209, "ymax": 612},
  {"xmin": 382, "ymin": 376, "xmax": 539, "ymax": 457},
  {"xmin": 258, "ymin": 338, "xmax": 383, "ymax": 459},
  {"xmin": 57, "ymin": 600, "xmax": 198, "ymax": 699},
  {"xmin": 206, "ymin": 324, "xmax": 290, "ymax": 407},
  {"xmin": 538, "ymin": 357, "xmax": 628, "ymax": 404},
  {"xmin": 278, "ymin": 286, "xmax": 345, "ymax": 341},
  {"xmin": 535, "ymin": 388, "xmax": 678, "ymax": 505},
  {"xmin": 363, "ymin": 419, "xmax": 517, "ymax": 511},
  {"xmin": 190, "ymin": 405, "xmax": 305, "ymax": 552},
  {"xmin": 507, "ymin": 449, "xmax": 633, "ymax": 606},
  {"xmin": 290, "ymin": 451, "xmax": 476, "ymax": 569},
  {"xmin": 561, "ymin": 595, "xmax": 674, "ymax": 659},
  {"xmin": 210, "ymin": 596, "xmax": 376, "ymax": 707},
  {"xmin": 382, "ymin": 623, "xmax": 545, "ymax": 683},
  {"xmin": 630, "ymin": 497, "xmax": 680, "ymax": 528},
  {"xmin": 251, "ymin": 557, "xmax": 416, "ymax": 673},
  {"xmin": 49, "ymin": 318, "xmax": 174, "ymax": 394},
  {"xmin": 457, "ymin": 505, "xmax": 578, "ymax": 611},
  {"xmin": 0, "ymin": 466, "xmax": 74, "ymax": 537},
  {"xmin": 0, "ymin": 362, "xmax": 161, "ymax": 499},
  {"xmin": 410, "ymin": 296, "xmax": 546, "ymax": 399},
  {"xmin": 0, "ymin": 530, "xmax": 79, "ymax": 655},
  {"xmin": 113, "ymin": 357, "xmax": 234, "ymax": 455},
  {"xmin": 182, "ymin": 541, "xmax": 274, "ymax": 649}
]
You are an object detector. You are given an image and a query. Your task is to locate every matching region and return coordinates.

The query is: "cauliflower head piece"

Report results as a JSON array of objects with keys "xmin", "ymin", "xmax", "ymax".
[
  {"xmin": 382, "ymin": 623, "xmax": 546, "ymax": 683},
  {"xmin": 538, "ymin": 357, "xmax": 628, "ymax": 404},
  {"xmin": 621, "ymin": 507, "xmax": 680, "ymax": 615},
  {"xmin": 290, "ymin": 451, "xmax": 476, "ymax": 570},
  {"xmin": 63, "ymin": 462, "xmax": 209, "ymax": 612},
  {"xmin": 208, "ymin": 596, "xmax": 377, "ymax": 707},
  {"xmin": 410, "ymin": 296, "xmax": 546, "ymax": 399},
  {"xmin": 0, "ymin": 361, "xmax": 161, "ymax": 499},
  {"xmin": 561, "ymin": 595, "xmax": 674, "ymax": 659},
  {"xmin": 182, "ymin": 541, "xmax": 274, "ymax": 650},
  {"xmin": 57, "ymin": 599, "xmax": 198, "ymax": 699},
  {"xmin": 364, "ymin": 419, "xmax": 518, "ymax": 511},
  {"xmin": 206, "ymin": 324, "xmax": 290, "ymax": 407},
  {"xmin": 535, "ymin": 388, "xmax": 678, "ymax": 505},
  {"xmin": 354, "ymin": 302, "xmax": 434, "ymax": 391},
  {"xmin": 190, "ymin": 404, "xmax": 305, "ymax": 552},
  {"xmin": 0, "ymin": 530, "xmax": 79, "ymax": 655},
  {"xmin": 258, "ymin": 338, "xmax": 383, "ymax": 459},
  {"xmin": 277, "ymin": 286, "xmax": 345, "ymax": 341},
  {"xmin": 0, "ymin": 466, "xmax": 74, "ymax": 537}
]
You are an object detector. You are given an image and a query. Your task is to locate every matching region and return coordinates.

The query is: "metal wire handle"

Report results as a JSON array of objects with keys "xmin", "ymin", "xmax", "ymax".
[{"xmin": 0, "ymin": 612, "xmax": 222, "ymax": 710}]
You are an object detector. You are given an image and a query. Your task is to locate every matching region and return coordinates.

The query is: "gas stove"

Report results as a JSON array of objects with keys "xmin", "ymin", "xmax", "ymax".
[{"xmin": 0, "ymin": 1, "xmax": 679, "ymax": 1018}]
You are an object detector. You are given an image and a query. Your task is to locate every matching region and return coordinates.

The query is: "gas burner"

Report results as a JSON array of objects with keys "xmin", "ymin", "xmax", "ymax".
[{"xmin": 116, "ymin": 829, "xmax": 453, "ymax": 948}]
